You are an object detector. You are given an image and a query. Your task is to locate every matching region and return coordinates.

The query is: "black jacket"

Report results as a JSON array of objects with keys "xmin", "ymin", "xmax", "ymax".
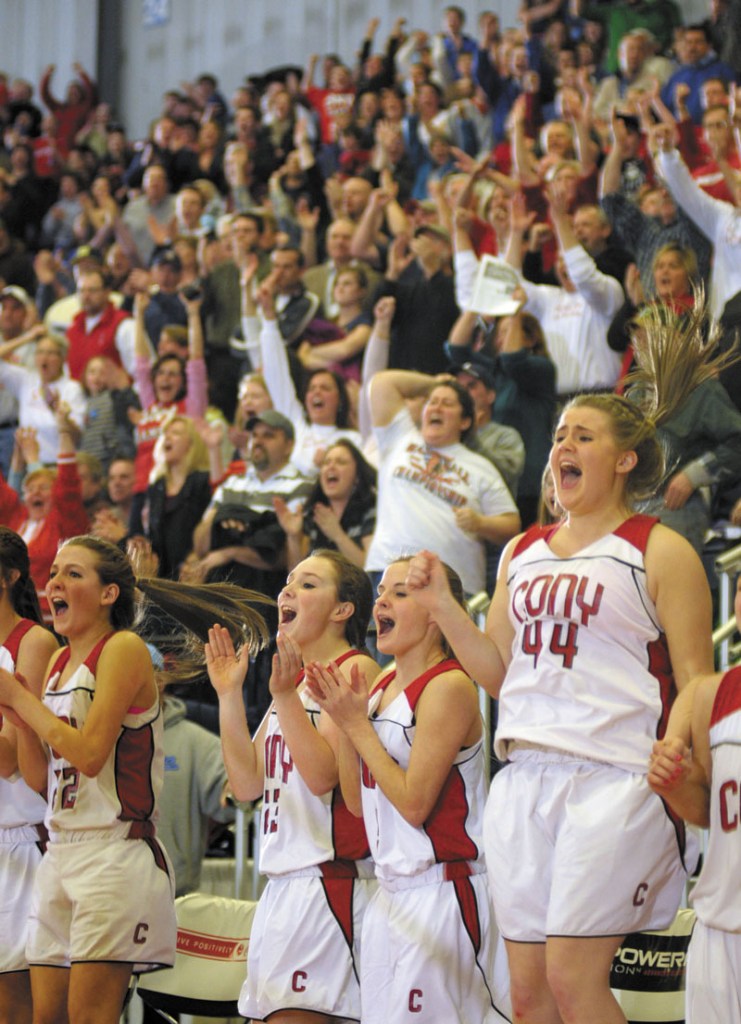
[{"xmin": 146, "ymin": 470, "xmax": 212, "ymax": 579}]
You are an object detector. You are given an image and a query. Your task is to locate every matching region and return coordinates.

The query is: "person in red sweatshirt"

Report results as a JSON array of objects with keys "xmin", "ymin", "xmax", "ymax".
[
  {"xmin": 0, "ymin": 417, "xmax": 88, "ymax": 618},
  {"xmin": 39, "ymin": 62, "xmax": 96, "ymax": 158}
]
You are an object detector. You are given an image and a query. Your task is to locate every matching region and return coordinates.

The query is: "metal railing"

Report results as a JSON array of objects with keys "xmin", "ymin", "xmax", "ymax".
[
  {"xmin": 468, "ymin": 592, "xmax": 493, "ymax": 778},
  {"xmin": 714, "ymin": 542, "xmax": 741, "ymax": 669}
]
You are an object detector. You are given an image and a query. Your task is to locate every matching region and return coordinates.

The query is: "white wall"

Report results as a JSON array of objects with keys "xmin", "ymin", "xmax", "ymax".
[{"xmin": 0, "ymin": 0, "xmax": 98, "ymax": 105}]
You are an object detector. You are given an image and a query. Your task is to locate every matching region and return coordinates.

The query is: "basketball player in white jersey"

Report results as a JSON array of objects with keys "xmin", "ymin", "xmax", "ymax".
[
  {"xmin": 650, "ymin": 573, "xmax": 741, "ymax": 1023},
  {"xmin": 0, "ymin": 537, "xmax": 177, "ymax": 1024},
  {"xmin": 307, "ymin": 558, "xmax": 509, "ymax": 1024},
  {"xmin": 405, "ymin": 391, "xmax": 713, "ymax": 1024},
  {"xmin": 0, "ymin": 532, "xmax": 272, "ymax": 1024},
  {"xmin": 205, "ymin": 550, "xmax": 380, "ymax": 1023},
  {"xmin": 0, "ymin": 528, "xmax": 57, "ymax": 1024}
]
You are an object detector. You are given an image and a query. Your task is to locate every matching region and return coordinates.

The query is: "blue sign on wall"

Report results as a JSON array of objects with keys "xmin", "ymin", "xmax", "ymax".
[{"xmin": 143, "ymin": 0, "xmax": 170, "ymax": 28}]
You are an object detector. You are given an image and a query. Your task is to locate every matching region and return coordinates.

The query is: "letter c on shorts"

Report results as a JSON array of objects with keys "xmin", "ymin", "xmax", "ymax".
[
  {"xmin": 292, "ymin": 970, "xmax": 308, "ymax": 993},
  {"xmin": 409, "ymin": 989, "xmax": 423, "ymax": 1012}
]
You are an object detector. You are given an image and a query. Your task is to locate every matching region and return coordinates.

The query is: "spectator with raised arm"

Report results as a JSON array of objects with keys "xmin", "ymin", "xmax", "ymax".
[
  {"xmin": 504, "ymin": 186, "xmax": 623, "ymax": 398},
  {"xmin": 450, "ymin": 209, "xmax": 556, "ymax": 526},
  {"xmin": 0, "ymin": 417, "xmax": 88, "ymax": 616},
  {"xmin": 476, "ymin": 29, "xmax": 546, "ymax": 144},
  {"xmin": 355, "ymin": 17, "xmax": 404, "ymax": 96},
  {"xmin": 447, "ymin": 153, "xmax": 516, "ymax": 257},
  {"xmin": 600, "ymin": 115, "xmax": 713, "ymax": 297},
  {"xmin": 660, "ymin": 23, "xmax": 735, "ymax": 125},
  {"xmin": 512, "ymin": 83, "xmax": 601, "ymax": 223},
  {"xmin": 653, "ymin": 121, "xmax": 741, "ymax": 317},
  {"xmin": 347, "ymin": 175, "xmax": 411, "ymax": 271},
  {"xmin": 303, "ymin": 56, "xmax": 356, "ymax": 148},
  {"xmin": 373, "ymin": 224, "xmax": 459, "ymax": 376},
  {"xmin": 364, "ymin": 367, "xmax": 520, "ymax": 598},
  {"xmin": 296, "ymin": 266, "xmax": 372, "ymax": 383},
  {"xmin": 39, "ymin": 62, "xmax": 96, "ymax": 156},
  {"xmin": 677, "ymin": 101, "xmax": 741, "ymax": 203},
  {"xmin": 253, "ymin": 273, "xmax": 362, "ymax": 476}
]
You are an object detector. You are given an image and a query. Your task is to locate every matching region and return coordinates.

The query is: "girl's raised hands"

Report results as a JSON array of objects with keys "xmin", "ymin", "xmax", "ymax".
[
  {"xmin": 269, "ymin": 631, "xmax": 303, "ymax": 697},
  {"xmin": 205, "ymin": 624, "xmax": 249, "ymax": 696},
  {"xmin": 405, "ymin": 549, "xmax": 453, "ymax": 613},
  {"xmin": 305, "ymin": 660, "xmax": 370, "ymax": 730}
]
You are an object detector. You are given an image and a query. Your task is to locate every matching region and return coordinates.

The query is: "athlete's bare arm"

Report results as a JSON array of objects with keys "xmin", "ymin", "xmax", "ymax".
[
  {"xmin": 647, "ymin": 525, "xmax": 714, "ymax": 690},
  {"xmin": 405, "ymin": 544, "xmax": 517, "ymax": 697},
  {"xmin": 206, "ymin": 624, "xmax": 266, "ymax": 802},
  {"xmin": 649, "ymin": 674, "xmax": 717, "ymax": 827}
]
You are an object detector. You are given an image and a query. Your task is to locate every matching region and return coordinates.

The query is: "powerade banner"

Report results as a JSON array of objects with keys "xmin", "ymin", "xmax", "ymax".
[
  {"xmin": 611, "ymin": 930, "xmax": 690, "ymax": 993},
  {"xmin": 610, "ymin": 910, "xmax": 694, "ymax": 1024}
]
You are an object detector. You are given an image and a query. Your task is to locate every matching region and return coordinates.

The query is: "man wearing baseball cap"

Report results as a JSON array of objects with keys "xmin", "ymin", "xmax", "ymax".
[
  {"xmin": 374, "ymin": 220, "xmax": 459, "ymax": 376},
  {"xmin": 450, "ymin": 360, "xmax": 524, "ymax": 497},
  {"xmin": 142, "ymin": 248, "xmax": 187, "ymax": 346},
  {"xmin": 192, "ymin": 409, "xmax": 311, "ymax": 601},
  {"xmin": 0, "ymin": 286, "xmax": 38, "ymax": 367}
]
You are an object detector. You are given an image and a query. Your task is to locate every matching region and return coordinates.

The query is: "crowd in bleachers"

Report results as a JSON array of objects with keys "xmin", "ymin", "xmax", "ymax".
[
  {"xmin": 1, "ymin": 2, "xmax": 741, "ymax": 618},
  {"xmin": 4, "ymin": 8, "xmax": 741, "ymax": 1023}
]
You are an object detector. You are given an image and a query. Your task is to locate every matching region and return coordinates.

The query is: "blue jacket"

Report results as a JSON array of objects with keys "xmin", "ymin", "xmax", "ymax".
[{"xmin": 661, "ymin": 54, "xmax": 737, "ymax": 123}]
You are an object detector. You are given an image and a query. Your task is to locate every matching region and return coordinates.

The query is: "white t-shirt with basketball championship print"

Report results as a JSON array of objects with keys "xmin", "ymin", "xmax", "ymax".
[{"xmin": 366, "ymin": 409, "xmax": 516, "ymax": 595}]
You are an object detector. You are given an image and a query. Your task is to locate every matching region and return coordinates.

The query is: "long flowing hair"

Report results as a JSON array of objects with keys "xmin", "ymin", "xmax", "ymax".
[
  {"xmin": 58, "ymin": 536, "xmax": 272, "ymax": 686},
  {"xmin": 625, "ymin": 290, "xmax": 739, "ymax": 428},
  {"xmin": 568, "ymin": 293, "xmax": 739, "ymax": 505}
]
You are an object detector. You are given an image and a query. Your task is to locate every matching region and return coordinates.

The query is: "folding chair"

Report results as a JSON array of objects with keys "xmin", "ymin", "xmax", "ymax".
[
  {"xmin": 136, "ymin": 892, "xmax": 257, "ymax": 1022},
  {"xmin": 610, "ymin": 908, "xmax": 695, "ymax": 1023}
]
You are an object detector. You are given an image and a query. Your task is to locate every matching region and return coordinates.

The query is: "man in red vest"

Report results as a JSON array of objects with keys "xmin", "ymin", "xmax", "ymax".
[{"xmin": 65, "ymin": 268, "xmax": 137, "ymax": 381}]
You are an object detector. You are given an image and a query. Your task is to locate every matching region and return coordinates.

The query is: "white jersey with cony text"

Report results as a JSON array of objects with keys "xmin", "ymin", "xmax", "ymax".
[
  {"xmin": 496, "ymin": 515, "xmax": 674, "ymax": 772},
  {"xmin": 260, "ymin": 650, "xmax": 370, "ymax": 877},
  {"xmin": 43, "ymin": 634, "xmax": 164, "ymax": 836},
  {"xmin": 361, "ymin": 659, "xmax": 487, "ymax": 883}
]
